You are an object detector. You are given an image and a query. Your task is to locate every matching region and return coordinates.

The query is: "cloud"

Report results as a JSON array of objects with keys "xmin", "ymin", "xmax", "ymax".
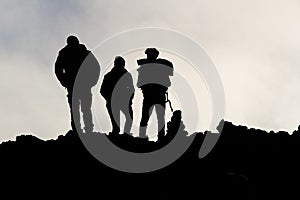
[{"xmin": 1, "ymin": 0, "xmax": 300, "ymax": 141}]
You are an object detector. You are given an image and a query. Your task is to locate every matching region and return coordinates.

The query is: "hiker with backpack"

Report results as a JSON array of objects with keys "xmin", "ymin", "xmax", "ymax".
[{"xmin": 137, "ymin": 48, "xmax": 174, "ymax": 140}]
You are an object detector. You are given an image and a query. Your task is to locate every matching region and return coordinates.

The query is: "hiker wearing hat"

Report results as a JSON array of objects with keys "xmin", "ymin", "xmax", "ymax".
[
  {"xmin": 137, "ymin": 48, "xmax": 174, "ymax": 140},
  {"xmin": 55, "ymin": 35, "xmax": 100, "ymax": 133}
]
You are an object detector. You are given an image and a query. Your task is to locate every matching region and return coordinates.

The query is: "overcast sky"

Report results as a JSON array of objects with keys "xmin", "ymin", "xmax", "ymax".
[{"xmin": 1, "ymin": 0, "xmax": 300, "ymax": 141}]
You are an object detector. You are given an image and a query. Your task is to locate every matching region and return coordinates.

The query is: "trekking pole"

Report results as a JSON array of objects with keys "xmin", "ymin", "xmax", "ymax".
[{"xmin": 166, "ymin": 92, "xmax": 174, "ymax": 113}]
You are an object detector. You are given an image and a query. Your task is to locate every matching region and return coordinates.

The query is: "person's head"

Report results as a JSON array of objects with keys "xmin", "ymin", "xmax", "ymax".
[
  {"xmin": 114, "ymin": 56, "xmax": 125, "ymax": 69},
  {"xmin": 67, "ymin": 35, "xmax": 79, "ymax": 46},
  {"xmin": 145, "ymin": 48, "xmax": 159, "ymax": 60}
]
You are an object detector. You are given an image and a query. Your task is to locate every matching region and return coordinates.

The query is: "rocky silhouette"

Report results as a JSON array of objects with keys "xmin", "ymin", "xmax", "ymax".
[
  {"xmin": 107, "ymin": 110, "xmax": 185, "ymax": 153},
  {"xmin": 1, "ymin": 116, "xmax": 300, "ymax": 199}
]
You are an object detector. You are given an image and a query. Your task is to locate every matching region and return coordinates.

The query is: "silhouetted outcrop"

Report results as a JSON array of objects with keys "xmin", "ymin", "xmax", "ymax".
[
  {"xmin": 2, "ymin": 118, "xmax": 300, "ymax": 199},
  {"xmin": 107, "ymin": 110, "xmax": 184, "ymax": 153}
]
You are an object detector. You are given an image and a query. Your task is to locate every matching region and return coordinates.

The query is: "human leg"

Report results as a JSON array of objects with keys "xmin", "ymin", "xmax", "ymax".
[
  {"xmin": 139, "ymin": 97, "xmax": 154, "ymax": 138},
  {"xmin": 67, "ymin": 91, "xmax": 81, "ymax": 132},
  {"xmin": 106, "ymin": 101, "xmax": 120, "ymax": 134},
  {"xmin": 156, "ymin": 96, "xmax": 166, "ymax": 140},
  {"xmin": 122, "ymin": 102, "xmax": 133, "ymax": 135},
  {"xmin": 80, "ymin": 91, "xmax": 94, "ymax": 133}
]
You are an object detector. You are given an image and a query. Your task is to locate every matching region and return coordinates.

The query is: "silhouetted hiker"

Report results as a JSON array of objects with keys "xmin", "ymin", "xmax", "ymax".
[
  {"xmin": 137, "ymin": 48, "xmax": 174, "ymax": 140},
  {"xmin": 55, "ymin": 35, "xmax": 100, "ymax": 133},
  {"xmin": 100, "ymin": 56, "xmax": 135, "ymax": 135}
]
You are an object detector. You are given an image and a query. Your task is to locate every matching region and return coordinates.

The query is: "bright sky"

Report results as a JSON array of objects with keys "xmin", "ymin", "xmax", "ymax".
[{"xmin": 1, "ymin": 0, "xmax": 300, "ymax": 141}]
